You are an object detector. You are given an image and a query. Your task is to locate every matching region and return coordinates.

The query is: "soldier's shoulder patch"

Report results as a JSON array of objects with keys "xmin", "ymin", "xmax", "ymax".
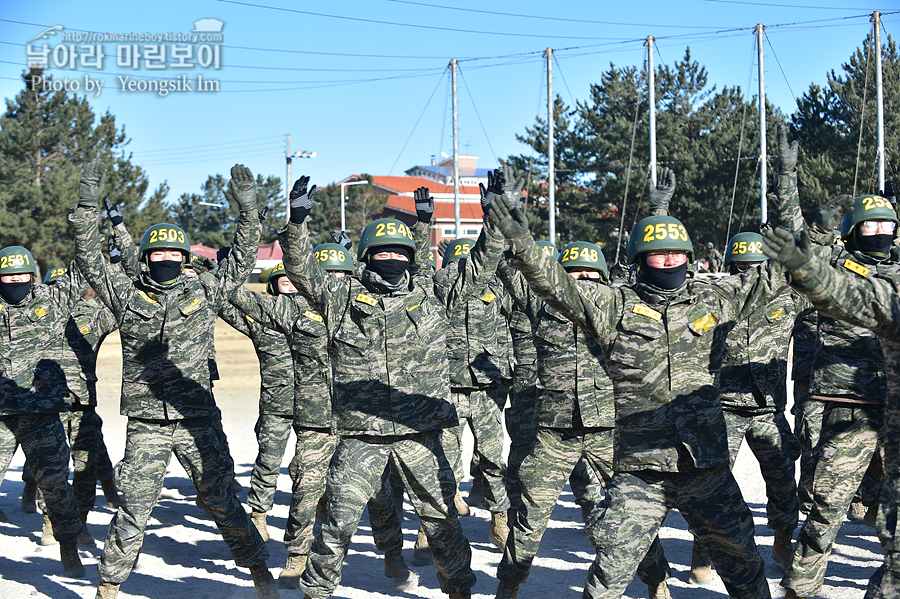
[
  {"xmin": 33, "ymin": 307, "xmax": 47, "ymax": 318},
  {"xmin": 691, "ymin": 313, "xmax": 717, "ymax": 334},
  {"xmin": 481, "ymin": 291, "xmax": 496, "ymax": 302},
  {"xmin": 184, "ymin": 297, "xmax": 202, "ymax": 314},
  {"xmin": 79, "ymin": 325, "xmax": 90, "ymax": 335},
  {"xmin": 842, "ymin": 259, "xmax": 870, "ymax": 277},
  {"xmin": 355, "ymin": 293, "xmax": 378, "ymax": 306},
  {"xmin": 303, "ymin": 310, "xmax": 323, "ymax": 323},
  {"xmin": 632, "ymin": 304, "xmax": 662, "ymax": 321},
  {"xmin": 137, "ymin": 290, "xmax": 158, "ymax": 304}
]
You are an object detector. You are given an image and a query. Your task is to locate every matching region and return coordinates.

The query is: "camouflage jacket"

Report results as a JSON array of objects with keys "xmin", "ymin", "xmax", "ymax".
[
  {"xmin": 506, "ymin": 237, "xmax": 789, "ymax": 472},
  {"xmin": 228, "ymin": 286, "xmax": 331, "ymax": 428},
  {"xmin": 60, "ymin": 298, "xmax": 118, "ymax": 407},
  {"xmin": 0, "ymin": 268, "xmax": 88, "ymax": 416},
  {"xmin": 70, "ymin": 207, "xmax": 259, "ymax": 420},
  {"xmin": 219, "ymin": 302, "xmax": 294, "ymax": 417},
  {"xmin": 498, "ymin": 264, "xmax": 614, "ymax": 429},
  {"xmin": 279, "ymin": 220, "xmax": 455, "ymax": 436},
  {"xmin": 432, "ymin": 226, "xmax": 508, "ymax": 390}
]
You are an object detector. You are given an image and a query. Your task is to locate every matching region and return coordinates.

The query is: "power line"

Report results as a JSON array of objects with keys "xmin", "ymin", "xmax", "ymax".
[
  {"xmin": 764, "ymin": 30, "xmax": 799, "ymax": 108},
  {"xmin": 699, "ymin": 0, "xmax": 882, "ymax": 9},
  {"xmin": 388, "ymin": 71, "xmax": 447, "ymax": 176},
  {"xmin": 128, "ymin": 135, "xmax": 283, "ymax": 155},
  {"xmin": 457, "ymin": 66, "xmax": 497, "ymax": 165}
]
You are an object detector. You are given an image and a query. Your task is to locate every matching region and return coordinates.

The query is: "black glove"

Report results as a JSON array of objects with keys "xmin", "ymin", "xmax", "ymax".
[
  {"xmin": 257, "ymin": 206, "xmax": 269, "ymax": 222},
  {"xmin": 217, "ymin": 246, "xmax": 231, "ymax": 263},
  {"xmin": 289, "ymin": 176, "xmax": 316, "ymax": 224},
  {"xmin": 762, "ymin": 227, "xmax": 811, "ymax": 272},
  {"xmin": 107, "ymin": 236, "xmax": 122, "ymax": 264},
  {"xmin": 329, "ymin": 230, "xmax": 353, "ymax": 252},
  {"xmin": 437, "ymin": 239, "xmax": 451, "ymax": 257},
  {"xmin": 479, "ymin": 169, "xmax": 505, "ymax": 213},
  {"xmin": 228, "ymin": 164, "xmax": 258, "ymax": 212},
  {"xmin": 880, "ymin": 180, "xmax": 897, "ymax": 207},
  {"xmin": 414, "ymin": 187, "xmax": 434, "ymax": 223},
  {"xmin": 487, "ymin": 195, "xmax": 530, "ymax": 241},
  {"xmin": 814, "ymin": 194, "xmax": 854, "ymax": 232},
  {"xmin": 78, "ymin": 158, "xmax": 106, "ymax": 208},
  {"xmin": 500, "ymin": 164, "xmax": 525, "ymax": 208},
  {"xmin": 777, "ymin": 123, "xmax": 798, "ymax": 174},
  {"xmin": 104, "ymin": 197, "xmax": 124, "ymax": 226},
  {"xmin": 648, "ymin": 167, "xmax": 676, "ymax": 213}
]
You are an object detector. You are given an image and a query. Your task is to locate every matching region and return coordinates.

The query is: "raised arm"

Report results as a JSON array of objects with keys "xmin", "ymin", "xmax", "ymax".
[{"xmin": 105, "ymin": 198, "xmax": 140, "ymax": 278}]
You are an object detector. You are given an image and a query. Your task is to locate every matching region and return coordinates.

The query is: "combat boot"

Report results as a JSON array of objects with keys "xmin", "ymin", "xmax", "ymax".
[
  {"xmin": 249, "ymin": 563, "xmax": 281, "ymax": 599},
  {"xmin": 648, "ymin": 580, "xmax": 671, "ymax": 599},
  {"xmin": 455, "ymin": 486, "xmax": 470, "ymax": 517},
  {"xmin": 783, "ymin": 589, "xmax": 806, "ymax": 599},
  {"xmin": 412, "ymin": 525, "xmax": 433, "ymax": 566},
  {"xmin": 495, "ymin": 581, "xmax": 520, "ymax": 598},
  {"xmin": 689, "ymin": 540, "xmax": 714, "ymax": 586},
  {"xmin": 467, "ymin": 477, "xmax": 484, "ymax": 508},
  {"xmin": 251, "ymin": 510, "xmax": 270, "ymax": 542},
  {"xmin": 772, "ymin": 529, "xmax": 794, "ymax": 570},
  {"xmin": 21, "ymin": 481, "xmax": 37, "ymax": 514},
  {"xmin": 489, "ymin": 510, "xmax": 510, "ymax": 549},
  {"xmin": 277, "ymin": 553, "xmax": 306, "ymax": 589},
  {"xmin": 78, "ymin": 511, "xmax": 95, "ymax": 546},
  {"xmin": 848, "ymin": 499, "xmax": 866, "ymax": 521},
  {"xmin": 865, "ymin": 504, "xmax": 878, "ymax": 528},
  {"xmin": 60, "ymin": 542, "xmax": 85, "ymax": 578},
  {"xmin": 101, "ymin": 479, "xmax": 122, "ymax": 509},
  {"xmin": 41, "ymin": 512, "xmax": 57, "ymax": 546},
  {"xmin": 95, "ymin": 581, "xmax": 119, "ymax": 599},
  {"xmin": 384, "ymin": 550, "xmax": 419, "ymax": 590}
]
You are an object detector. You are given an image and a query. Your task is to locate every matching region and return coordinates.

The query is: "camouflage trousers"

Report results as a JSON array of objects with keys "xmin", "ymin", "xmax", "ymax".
[
  {"xmin": 584, "ymin": 467, "xmax": 770, "ymax": 599},
  {"xmin": 448, "ymin": 387, "xmax": 510, "ymax": 512},
  {"xmin": 247, "ymin": 413, "xmax": 293, "ymax": 514},
  {"xmin": 863, "ymin": 461, "xmax": 900, "ymax": 599},
  {"xmin": 299, "ymin": 431, "xmax": 476, "ymax": 599},
  {"xmin": 792, "ymin": 381, "xmax": 824, "ymax": 513},
  {"xmin": 783, "ymin": 403, "xmax": 884, "ymax": 597},
  {"xmin": 724, "ymin": 409, "xmax": 801, "ymax": 531},
  {"xmin": 0, "ymin": 413, "xmax": 83, "ymax": 544},
  {"xmin": 99, "ymin": 415, "xmax": 268, "ymax": 584}
]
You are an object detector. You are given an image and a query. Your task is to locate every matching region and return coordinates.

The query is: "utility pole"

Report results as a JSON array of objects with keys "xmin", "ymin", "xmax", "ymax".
[
  {"xmin": 647, "ymin": 36, "xmax": 657, "ymax": 186},
  {"xmin": 285, "ymin": 133, "xmax": 291, "ymax": 207},
  {"xmin": 756, "ymin": 24, "xmax": 767, "ymax": 224},
  {"xmin": 545, "ymin": 48, "xmax": 556, "ymax": 245},
  {"xmin": 450, "ymin": 59, "xmax": 461, "ymax": 239},
  {"xmin": 873, "ymin": 11, "xmax": 885, "ymax": 191}
]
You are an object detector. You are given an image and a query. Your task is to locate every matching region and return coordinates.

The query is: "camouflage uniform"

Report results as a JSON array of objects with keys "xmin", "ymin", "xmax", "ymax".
[
  {"xmin": 505, "ymin": 237, "xmax": 785, "ymax": 599},
  {"xmin": 69, "ymin": 206, "xmax": 268, "ymax": 584},
  {"xmin": 790, "ymin": 308, "xmax": 821, "ymax": 513},
  {"xmin": 280, "ymin": 219, "xmax": 475, "ymax": 599}
]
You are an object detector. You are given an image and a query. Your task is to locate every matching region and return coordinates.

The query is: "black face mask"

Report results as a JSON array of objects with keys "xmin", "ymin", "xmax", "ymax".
[
  {"xmin": 641, "ymin": 260, "xmax": 688, "ymax": 290},
  {"xmin": 148, "ymin": 260, "xmax": 183, "ymax": 284},
  {"xmin": 367, "ymin": 258, "xmax": 408, "ymax": 285},
  {"xmin": 854, "ymin": 231, "xmax": 894, "ymax": 258},
  {"xmin": 0, "ymin": 280, "xmax": 31, "ymax": 304}
]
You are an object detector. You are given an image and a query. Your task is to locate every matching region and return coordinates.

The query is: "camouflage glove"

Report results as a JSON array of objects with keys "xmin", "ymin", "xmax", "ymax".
[
  {"xmin": 762, "ymin": 227, "xmax": 811, "ymax": 272},
  {"xmin": 777, "ymin": 123, "xmax": 798, "ymax": 174},
  {"xmin": 330, "ymin": 230, "xmax": 353, "ymax": 252},
  {"xmin": 480, "ymin": 168, "xmax": 505, "ymax": 213},
  {"xmin": 501, "ymin": 164, "xmax": 525, "ymax": 208},
  {"xmin": 648, "ymin": 167, "xmax": 676, "ymax": 214},
  {"xmin": 488, "ymin": 195, "xmax": 530, "ymax": 241},
  {"xmin": 228, "ymin": 164, "xmax": 258, "ymax": 212},
  {"xmin": 881, "ymin": 180, "xmax": 897, "ymax": 207},
  {"xmin": 107, "ymin": 236, "xmax": 122, "ymax": 264},
  {"xmin": 414, "ymin": 186, "xmax": 434, "ymax": 223},
  {"xmin": 289, "ymin": 176, "xmax": 316, "ymax": 224},
  {"xmin": 257, "ymin": 205, "xmax": 269, "ymax": 222},
  {"xmin": 437, "ymin": 238, "xmax": 451, "ymax": 257},
  {"xmin": 814, "ymin": 194, "xmax": 853, "ymax": 232},
  {"xmin": 104, "ymin": 197, "xmax": 124, "ymax": 226},
  {"xmin": 78, "ymin": 158, "xmax": 106, "ymax": 208}
]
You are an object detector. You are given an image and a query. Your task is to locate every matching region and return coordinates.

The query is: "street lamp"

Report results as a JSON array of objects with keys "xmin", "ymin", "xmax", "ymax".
[
  {"xmin": 340, "ymin": 179, "xmax": 369, "ymax": 232},
  {"xmin": 270, "ymin": 134, "xmax": 316, "ymax": 218}
]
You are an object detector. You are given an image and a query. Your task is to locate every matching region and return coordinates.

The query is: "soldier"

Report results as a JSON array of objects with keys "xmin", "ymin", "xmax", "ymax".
[
  {"xmin": 496, "ymin": 240, "xmax": 671, "ymax": 599},
  {"xmin": 707, "ymin": 242, "xmax": 724, "ymax": 273},
  {"xmin": 280, "ymin": 176, "xmax": 476, "ymax": 599},
  {"xmin": 0, "ymin": 245, "xmax": 88, "ymax": 578},
  {"xmin": 69, "ymin": 160, "xmax": 278, "ymax": 599},
  {"xmin": 761, "ymin": 224, "xmax": 900, "ymax": 598},
  {"xmin": 487, "ymin": 186, "xmax": 788, "ymax": 599}
]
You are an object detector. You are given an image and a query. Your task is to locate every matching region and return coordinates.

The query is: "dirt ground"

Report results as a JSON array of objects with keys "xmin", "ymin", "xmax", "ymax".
[{"xmin": 0, "ymin": 316, "xmax": 884, "ymax": 598}]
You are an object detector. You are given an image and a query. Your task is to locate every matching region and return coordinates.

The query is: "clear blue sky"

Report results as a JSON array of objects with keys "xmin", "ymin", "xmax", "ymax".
[{"xmin": 0, "ymin": 1, "xmax": 896, "ymax": 205}]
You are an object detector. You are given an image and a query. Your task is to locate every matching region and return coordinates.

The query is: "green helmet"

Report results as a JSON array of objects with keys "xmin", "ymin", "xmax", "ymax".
[
  {"xmin": 139, "ymin": 223, "xmax": 191, "ymax": 262},
  {"xmin": 626, "ymin": 215, "xmax": 694, "ymax": 264},
  {"xmin": 357, "ymin": 218, "xmax": 416, "ymax": 264},
  {"xmin": 43, "ymin": 266, "xmax": 68, "ymax": 285},
  {"xmin": 258, "ymin": 266, "xmax": 274, "ymax": 285},
  {"xmin": 559, "ymin": 241, "xmax": 609, "ymax": 281},
  {"xmin": 442, "ymin": 238, "xmax": 475, "ymax": 268},
  {"xmin": 265, "ymin": 263, "xmax": 287, "ymax": 295},
  {"xmin": 0, "ymin": 246, "xmax": 37, "ymax": 277},
  {"xmin": 724, "ymin": 232, "xmax": 766, "ymax": 263},
  {"xmin": 840, "ymin": 194, "xmax": 899, "ymax": 241},
  {"xmin": 536, "ymin": 240, "xmax": 559, "ymax": 259},
  {"xmin": 314, "ymin": 243, "xmax": 354, "ymax": 273}
]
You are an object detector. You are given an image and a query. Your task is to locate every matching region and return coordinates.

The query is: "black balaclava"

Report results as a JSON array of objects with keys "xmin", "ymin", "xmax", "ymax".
[
  {"xmin": 0, "ymin": 280, "xmax": 31, "ymax": 304},
  {"xmin": 148, "ymin": 260, "xmax": 183, "ymax": 284},
  {"xmin": 640, "ymin": 255, "xmax": 688, "ymax": 290},
  {"xmin": 853, "ymin": 229, "xmax": 894, "ymax": 259},
  {"xmin": 367, "ymin": 244, "xmax": 412, "ymax": 285}
]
